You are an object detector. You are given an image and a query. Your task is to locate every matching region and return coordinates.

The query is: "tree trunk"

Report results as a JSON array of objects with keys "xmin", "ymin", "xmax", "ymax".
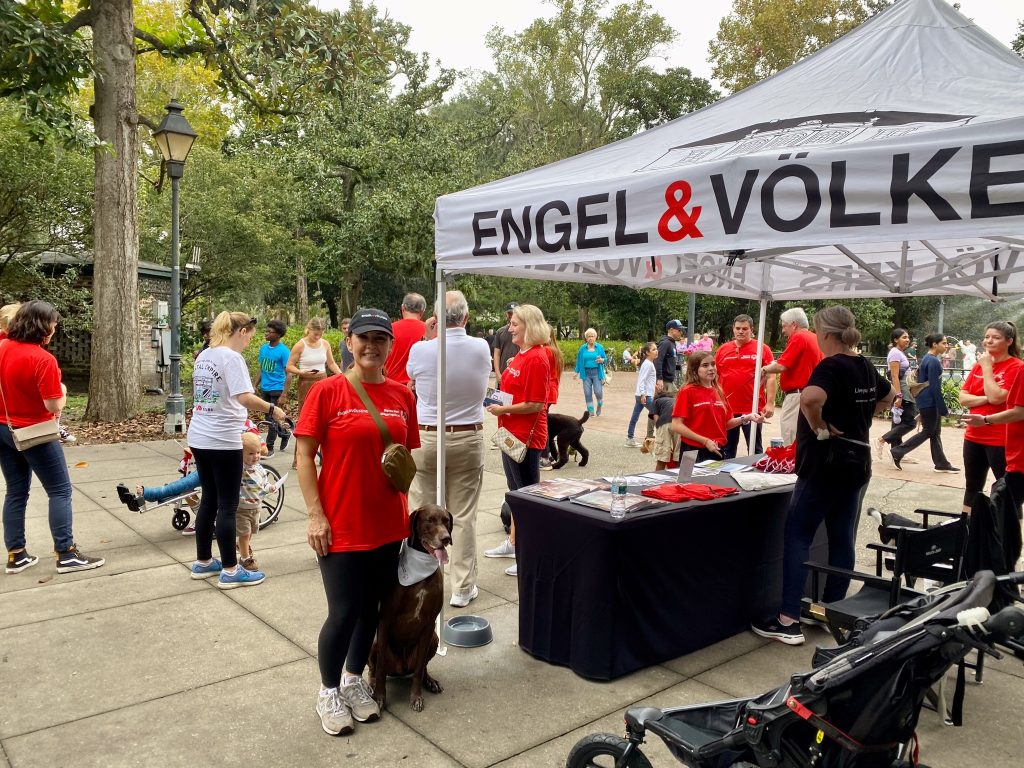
[
  {"xmin": 85, "ymin": 0, "xmax": 140, "ymax": 422},
  {"xmin": 577, "ymin": 306, "xmax": 589, "ymax": 338},
  {"xmin": 339, "ymin": 274, "xmax": 362, "ymax": 319},
  {"xmin": 295, "ymin": 242, "xmax": 308, "ymax": 325}
]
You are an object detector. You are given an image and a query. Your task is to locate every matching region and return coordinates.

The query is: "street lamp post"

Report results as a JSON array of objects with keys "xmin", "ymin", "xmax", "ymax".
[{"xmin": 153, "ymin": 99, "xmax": 198, "ymax": 434}]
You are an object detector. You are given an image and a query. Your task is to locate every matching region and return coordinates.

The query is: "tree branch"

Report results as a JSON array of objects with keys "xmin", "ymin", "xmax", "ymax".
[
  {"xmin": 133, "ymin": 27, "xmax": 208, "ymax": 56},
  {"xmin": 62, "ymin": 8, "xmax": 94, "ymax": 34}
]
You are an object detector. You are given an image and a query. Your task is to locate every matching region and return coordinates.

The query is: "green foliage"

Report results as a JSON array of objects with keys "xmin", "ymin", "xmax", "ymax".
[
  {"xmin": 942, "ymin": 376, "xmax": 964, "ymax": 416},
  {"xmin": 0, "ymin": 0, "xmax": 95, "ymax": 144},
  {"xmin": 0, "ymin": 260, "xmax": 93, "ymax": 334},
  {"xmin": 1012, "ymin": 20, "xmax": 1023, "ymax": 55},
  {"xmin": 708, "ymin": 0, "xmax": 887, "ymax": 93}
]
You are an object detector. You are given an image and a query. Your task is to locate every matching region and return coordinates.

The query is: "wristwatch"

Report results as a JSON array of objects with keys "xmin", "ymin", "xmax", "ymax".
[{"xmin": 983, "ymin": 415, "xmax": 990, "ymax": 425}]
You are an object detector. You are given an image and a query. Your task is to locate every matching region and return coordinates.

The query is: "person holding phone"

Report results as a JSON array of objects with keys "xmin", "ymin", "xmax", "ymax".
[{"xmin": 287, "ymin": 318, "xmax": 341, "ymax": 467}]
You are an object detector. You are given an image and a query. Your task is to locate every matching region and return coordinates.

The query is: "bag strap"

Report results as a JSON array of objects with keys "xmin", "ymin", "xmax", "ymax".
[
  {"xmin": 345, "ymin": 371, "xmax": 394, "ymax": 448},
  {"xmin": 0, "ymin": 343, "xmax": 14, "ymax": 427}
]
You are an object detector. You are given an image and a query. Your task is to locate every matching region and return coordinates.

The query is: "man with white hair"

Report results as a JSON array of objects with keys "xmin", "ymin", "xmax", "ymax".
[
  {"xmin": 385, "ymin": 292, "xmax": 427, "ymax": 385},
  {"xmin": 407, "ymin": 291, "xmax": 492, "ymax": 608},
  {"xmin": 762, "ymin": 307, "xmax": 823, "ymax": 445}
]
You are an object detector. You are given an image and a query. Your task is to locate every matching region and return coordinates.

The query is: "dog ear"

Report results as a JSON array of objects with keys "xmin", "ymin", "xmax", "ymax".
[
  {"xmin": 445, "ymin": 509, "xmax": 454, "ymax": 534},
  {"xmin": 409, "ymin": 507, "xmax": 424, "ymax": 540}
]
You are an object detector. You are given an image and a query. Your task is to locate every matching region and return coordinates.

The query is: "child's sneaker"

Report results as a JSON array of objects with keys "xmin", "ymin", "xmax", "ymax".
[
  {"xmin": 55, "ymin": 546, "xmax": 105, "ymax": 574},
  {"xmin": 6, "ymin": 549, "xmax": 39, "ymax": 574},
  {"xmin": 278, "ymin": 424, "xmax": 291, "ymax": 451},
  {"xmin": 240, "ymin": 555, "xmax": 259, "ymax": 571},
  {"xmin": 115, "ymin": 483, "xmax": 146, "ymax": 512},
  {"xmin": 190, "ymin": 559, "xmax": 223, "ymax": 579},
  {"xmin": 59, "ymin": 426, "xmax": 77, "ymax": 445},
  {"xmin": 217, "ymin": 565, "xmax": 265, "ymax": 589}
]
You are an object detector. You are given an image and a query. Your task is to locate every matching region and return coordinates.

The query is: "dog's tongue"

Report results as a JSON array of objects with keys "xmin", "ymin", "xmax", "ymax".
[{"xmin": 432, "ymin": 548, "xmax": 449, "ymax": 566}]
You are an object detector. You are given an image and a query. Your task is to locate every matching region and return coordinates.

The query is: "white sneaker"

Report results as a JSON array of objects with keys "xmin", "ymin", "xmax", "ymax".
[
  {"xmin": 505, "ymin": 563, "xmax": 518, "ymax": 576},
  {"xmin": 450, "ymin": 585, "xmax": 479, "ymax": 608},
  {"xmin": 484, "ymin": 538, "xmax": 515, "ymax": 558},
  {"xmin": 874, "ymin": 438, "xmax": 886, "ymax": 461},
  {"xmin": 316, "ymin": 688, "xmax": 353, "ymax": 736},
  {"xmin": 625, "ymin": 439, "xmax": 641, "ymax": 448}
]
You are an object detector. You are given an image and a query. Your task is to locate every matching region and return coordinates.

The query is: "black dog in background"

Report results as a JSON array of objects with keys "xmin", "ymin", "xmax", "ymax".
[{"xmin": 546, "ymin": 411, "xmax": 590, "ymax": 469}]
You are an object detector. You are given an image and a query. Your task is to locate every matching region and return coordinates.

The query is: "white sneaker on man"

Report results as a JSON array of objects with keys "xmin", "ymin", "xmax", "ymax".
[
  {"xmin": 484, "ymin": 538, "xmax": 515, "ymax": 558},
  {"xmin": 505, "ymin": 564, "xmax": 518, "ymax": 577},
  {"xmin": 450, "ymin": 585, "xmax": 479, "ymax": 608}
]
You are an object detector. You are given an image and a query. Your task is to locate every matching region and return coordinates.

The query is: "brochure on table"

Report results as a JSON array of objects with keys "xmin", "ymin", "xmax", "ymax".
[
  {"xmin": 571, "ymin": 490, "xmax": 671, "ymax": 513},
  {"xmin": 520, "ymin": 478, "xmax": 610, "ymax": 501}
]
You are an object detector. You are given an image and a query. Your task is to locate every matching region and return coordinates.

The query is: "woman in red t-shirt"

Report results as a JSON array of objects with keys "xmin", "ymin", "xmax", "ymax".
[
  {"xmin": 538, "ymin": 330, "xmax": 563, "ymax": 471},
  {"xmin": 957, "ymin": 321, "xmax": 1023, "ymax": 512},
  {"xmin": 0, "ymin": 301, "xmax": 104, "ymax": 575},
  {"xmin": 296, "ymin": 307, "xmax": 419, "ymax": 735},
  {"xmin": 672, "ymin": 351, "xmax": 763, "ymax": 462}
]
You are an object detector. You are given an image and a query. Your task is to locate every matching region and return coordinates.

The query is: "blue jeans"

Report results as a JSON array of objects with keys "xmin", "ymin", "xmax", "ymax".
[
  {"xmin": 627, "ymin": 395, "xmax": 653, "ymax": 439},
  {"xmin": 0, "ymin": 424, "xmax": 74, "ymax": 552},
  {"xmin": 780, "ymin": 475, "xmax": 867, "ymax": 620},
  {"xmin": 582, "ymin": 369, "xmax": 603, "ymax": 412},
  {"xmin": 143, "ymin": 472, "xmax": 200, "ymax": 503}
]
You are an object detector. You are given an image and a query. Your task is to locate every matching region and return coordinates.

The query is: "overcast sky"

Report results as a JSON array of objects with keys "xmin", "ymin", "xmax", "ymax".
[{"xmin": 317, "ymin": 1, "xmax": 1021, "ymax": 87}]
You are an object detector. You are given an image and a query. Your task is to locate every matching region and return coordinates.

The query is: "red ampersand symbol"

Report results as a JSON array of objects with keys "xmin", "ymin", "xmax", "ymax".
[{"xmin": 657, "ymin": 180, "xmax": 703, "ymax": 242}]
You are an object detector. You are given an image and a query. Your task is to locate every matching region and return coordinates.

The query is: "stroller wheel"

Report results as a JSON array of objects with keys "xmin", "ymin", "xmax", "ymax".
[
  {"xmin": 566, "ymin": 733, "xmax": 653, "ymax": 768},
  {"xmin": 171, "ymin": 508, "xmax": 191, "ymax": 531}
]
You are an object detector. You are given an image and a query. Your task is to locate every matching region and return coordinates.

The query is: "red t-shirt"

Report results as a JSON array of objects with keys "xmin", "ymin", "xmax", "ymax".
[
  {"xmin": 715, "ymin": 339, "xmax": 774, "ymax": 413},
  {"xmin": 672, "ymin": 384, "xmax": 730, "ymax": 448},
  {"xmin": 384, "ymin": 317, "xmax": 427, "ymax": 384},
  {"xmin": 1004, "ymin": 372, "xmax": 1024, "ymax": 474},
  {"xmin": 963, "ymin": 357, "xmax": 1024, "ymax": 447},
  {"xmin": 544, "ymin": 346, "xmax": 560, "ymax": 405},
  {"xmin": 293, "ymin": 376, "xmax": 420, "ymax": 552},
  {"xmin": 777, "ymin": 329, "xmax": 823, "ymax": 392},
  {"xmin": 0, "ymin": 340, "xmax": 62, "ymax": 428},
  {"xmin": 499, "ymin": 346, "xmax": 550, "ymax": 449}
]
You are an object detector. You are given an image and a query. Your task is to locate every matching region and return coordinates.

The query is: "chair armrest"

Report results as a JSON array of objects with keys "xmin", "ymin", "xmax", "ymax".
[
  {"xmin": 866, "ymin": 543, "xmax": 896, "ymax": 576},
  {"xmin": 911, "ymin": 508, "xmax": 961, "ymax": 527},
  {"xmin": 804, "ymin": 561, "xmax": 894, "ymax": 592}
]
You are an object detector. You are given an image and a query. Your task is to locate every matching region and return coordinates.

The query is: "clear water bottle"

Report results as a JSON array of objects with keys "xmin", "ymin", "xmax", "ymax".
[
  {"xmin": 891, "ymin": 406, "xmax": 903, "ymax": 425},
  {"xmin": 610, "ymin": 474, "xmax": 628, "ymax": 519}
]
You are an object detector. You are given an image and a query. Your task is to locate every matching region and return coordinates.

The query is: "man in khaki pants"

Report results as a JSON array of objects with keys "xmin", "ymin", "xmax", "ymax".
[
  {"xmin": 761, "ymin": 307, "xmax": 823, "ymax": 445},
  {"xmin": 407, "ymin": 291, "xmax": 492, "ymax": 608}
]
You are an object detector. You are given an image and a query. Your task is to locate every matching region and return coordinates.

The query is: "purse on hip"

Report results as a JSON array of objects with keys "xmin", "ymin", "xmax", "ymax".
[
  {"xmin": 0, "ymin": 349, "xmax": 62, "ymax": 452},
  {"xmin": 346, "ymin": 372, "xmax": 417, "ymax": 493},
  {"xmin": 491, "ymin": 409, "xmax": 542, "ymax": 463}
]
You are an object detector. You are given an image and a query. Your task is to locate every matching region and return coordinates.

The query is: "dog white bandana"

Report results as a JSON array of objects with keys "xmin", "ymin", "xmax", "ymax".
[{"xmin": 397, "ymin": 540, "xmax": 440, "ymax": 586}]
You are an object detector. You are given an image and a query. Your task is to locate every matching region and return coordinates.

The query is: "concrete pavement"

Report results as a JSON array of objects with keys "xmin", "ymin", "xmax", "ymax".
[{"xmin": 1, "ymin": 388, "xmax": 1021, "ymax": 767}]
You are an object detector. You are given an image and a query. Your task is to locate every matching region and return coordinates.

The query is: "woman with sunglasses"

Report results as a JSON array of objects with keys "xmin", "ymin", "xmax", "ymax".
[{"xmin": 187, "ymin": 312, "xmax": 287, "ymax": 589}]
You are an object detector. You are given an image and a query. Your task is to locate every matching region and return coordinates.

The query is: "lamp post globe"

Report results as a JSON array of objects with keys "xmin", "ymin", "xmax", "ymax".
[{"xmin": 153, "ymin": 100, "xmax": 197, "ymax": 434}]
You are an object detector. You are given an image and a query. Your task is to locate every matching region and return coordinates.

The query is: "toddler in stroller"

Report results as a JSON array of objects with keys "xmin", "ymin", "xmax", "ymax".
[
  {"xmin": 568, "ymin": 570, "xmax": 1024, "ymax": 768},
  {"xmin": 115, "ymin": 419, "xmax": 286, "ymax": 534}
]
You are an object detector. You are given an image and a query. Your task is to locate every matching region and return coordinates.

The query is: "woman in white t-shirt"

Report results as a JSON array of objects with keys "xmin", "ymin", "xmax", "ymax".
[
  {"xmin": 188, "ymin": 311, "xmax": 287, "ymax": 589},
  {"xmin": 625, "ymin": 342, "xmax": 658, "ymax": 447}
]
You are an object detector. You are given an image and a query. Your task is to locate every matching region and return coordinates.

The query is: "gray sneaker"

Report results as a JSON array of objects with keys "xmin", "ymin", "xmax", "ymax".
[
  {"xmin": 316, "ymin": 688, "xmax": 353, "ymax": 736},
  {"xmin": 484, "ymin": 538, "xmax": 515, "ymax": 558},
  {"xmin": 341, "ymin": 677, "xmax": 380, "ymax": 722}
]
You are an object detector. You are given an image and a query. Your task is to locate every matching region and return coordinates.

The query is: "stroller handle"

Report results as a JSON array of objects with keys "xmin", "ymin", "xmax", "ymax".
[{"xmin": 985, "ymin": 605, "xmax": 1024, "ymax": 643}]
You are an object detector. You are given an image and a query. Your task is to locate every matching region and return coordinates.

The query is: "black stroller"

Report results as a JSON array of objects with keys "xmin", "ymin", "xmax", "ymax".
[{"xmin": 567, "ymin": 571, "xmax": 1024, "ymax": 768}]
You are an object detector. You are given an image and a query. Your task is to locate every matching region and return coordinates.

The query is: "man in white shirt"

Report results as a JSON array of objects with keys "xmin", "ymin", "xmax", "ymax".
[{"xmin": 407, "ymin": 290, "xmax": 493, "ymax": 608}]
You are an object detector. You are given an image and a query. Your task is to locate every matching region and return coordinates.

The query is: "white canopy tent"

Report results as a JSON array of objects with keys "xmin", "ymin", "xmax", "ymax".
[{"xmin": 427, "ymin": 0, "xmax": 1024, "ymax": 486}]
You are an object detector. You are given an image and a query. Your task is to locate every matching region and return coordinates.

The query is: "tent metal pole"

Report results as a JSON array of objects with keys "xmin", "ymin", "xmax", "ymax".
[
  {"xmin": 434, "ymin": 268, "xmax": 448, "ymax": 657},
  {"xmin": 434, "ymin": 272, "xmax": 447, "ymax": 505},
  {"xmin": 687, "ymin": 292, "xmax": 696, "ymax": 342},
  {"xmin": 938, "ymin": 297, "xmax": 945, "ymax": 334},
  {"xmin": 749, "ymin": 268, "xmax": 771, "ymax": 456}
]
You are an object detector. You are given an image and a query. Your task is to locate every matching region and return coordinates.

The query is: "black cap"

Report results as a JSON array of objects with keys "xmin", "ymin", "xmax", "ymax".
[
  {"xmin": 504, "ymin": 302, "xmax": 519, "ymax": 313},
  {"xmin": 348, "ymin": 308, "xmax": 393, "ymax": 337},
  {"xmin": 665, "ymin": 319, "xmax": 683, "ymax": 331}
]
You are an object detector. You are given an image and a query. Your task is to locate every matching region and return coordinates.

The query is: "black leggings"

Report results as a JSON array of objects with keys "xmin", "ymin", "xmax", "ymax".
[
  {"xmin": 317, "ymin": 540, "xmax": 401, "ymax": 688},
  {"xmin": 962, "ymin": 438, "xmax": 1006, "ymax": 507},
  {"xmin": 190, "ymin": 446, "xmax": 242, "ymax": 568}
]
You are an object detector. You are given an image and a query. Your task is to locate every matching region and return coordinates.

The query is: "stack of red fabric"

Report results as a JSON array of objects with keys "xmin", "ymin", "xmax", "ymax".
[{"xmin": 641, "ymin": 483, "xmax": 739, "ymax": 502}]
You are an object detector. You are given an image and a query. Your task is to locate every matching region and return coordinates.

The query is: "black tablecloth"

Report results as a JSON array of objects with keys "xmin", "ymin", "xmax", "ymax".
[{"xmin": 510, "ymin": 472, "xmax": 825, "ymax": 680}]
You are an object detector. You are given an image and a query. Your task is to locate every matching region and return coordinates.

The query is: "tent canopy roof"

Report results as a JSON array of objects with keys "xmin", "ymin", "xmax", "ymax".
[{"xmin": 434, "ymin": 0, "xmax": 1024, "ymax": 300}]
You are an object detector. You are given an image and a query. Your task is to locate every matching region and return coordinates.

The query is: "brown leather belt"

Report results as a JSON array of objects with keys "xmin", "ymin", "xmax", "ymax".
[
  {"xmin": 783, "ymin": 388, "xmax": 803, "ymax": 395},
  {"xmin": 421, "ymin": 424, "xmax": 483, "ymax": 433}
]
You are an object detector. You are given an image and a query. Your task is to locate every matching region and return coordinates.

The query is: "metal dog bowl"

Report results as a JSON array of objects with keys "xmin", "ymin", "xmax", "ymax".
[{"xmin": 442, "ymin": 615, "xmax": 493, "ymax": 648}]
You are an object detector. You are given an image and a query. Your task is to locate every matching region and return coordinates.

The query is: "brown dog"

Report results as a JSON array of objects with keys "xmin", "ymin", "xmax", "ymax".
[{"xmin": 369, "ymin": 503, "xmax": 453, "ymax": 712}]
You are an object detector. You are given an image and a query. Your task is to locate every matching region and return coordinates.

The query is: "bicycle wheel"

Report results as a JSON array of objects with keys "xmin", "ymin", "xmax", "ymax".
[
  {"xmin": 566, "ymin": 733, "xmax": 653, "ymax": 768},
  {"xmin": 258, "ymin": 464, "xmax": 284, "ymax": 530}
]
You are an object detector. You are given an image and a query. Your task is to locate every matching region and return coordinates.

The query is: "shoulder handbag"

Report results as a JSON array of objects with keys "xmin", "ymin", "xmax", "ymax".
[
  {"xmin": 905, "ymin": 367, "xmax": 928, "ymax": 397},
  {"xmin": 346, "ymin": 372, "xmax": 417, "ymax": 493},
  {"xmin": 0, "ymin": 345, "xmax": 62, "ymax": 452},
  {"xmin": 491, "ymin": 410, "xmax": 542, "ymax": 463}
]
